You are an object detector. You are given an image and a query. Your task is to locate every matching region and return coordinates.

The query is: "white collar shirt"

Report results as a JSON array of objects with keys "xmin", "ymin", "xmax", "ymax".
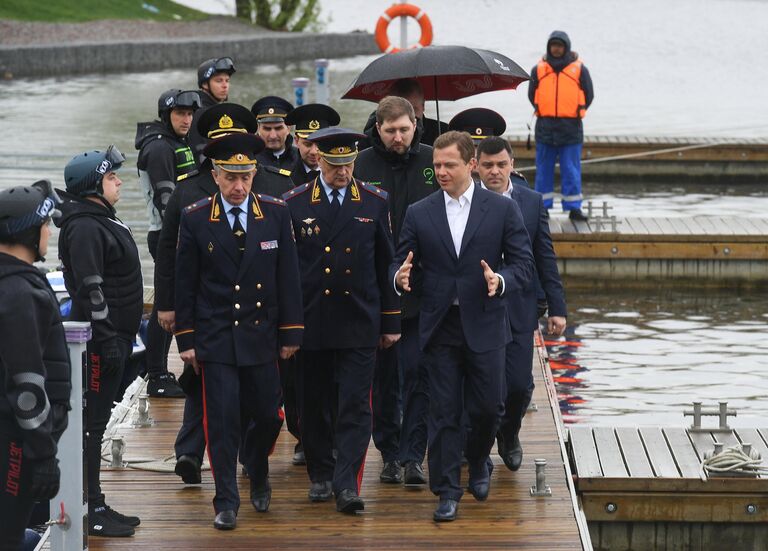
[
  {"xmin": 319, "ymin": 175, "xmax": 347, "ymax": 205},
  {"xmin": 443, "ymin": 180, "xmax": 475, "ymax": 256}
]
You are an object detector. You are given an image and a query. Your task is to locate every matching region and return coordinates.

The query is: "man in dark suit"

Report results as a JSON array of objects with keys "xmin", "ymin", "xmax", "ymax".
[
  {"xmin": 476, "ymin": 136, "xmax": 567, "ymax": 471},
  {"xmin": 174, "ymin": 133, "xmax": 303, "ymax": 530},
  {"xmin": 154, "ymin": 103, "xmax": 294, "ymax": 485},
  {"xmin": 392, "ymin": 131, "xmax": 534, "ymax": 522},
  {"xmin": 283, "ymin": 127, "xmax": 401, "ymax": 514}
]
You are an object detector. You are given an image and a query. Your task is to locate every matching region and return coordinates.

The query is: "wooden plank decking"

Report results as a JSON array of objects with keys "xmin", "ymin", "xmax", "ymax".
[{"xmin": 85, "ymin": 343, "xmax": 585, "ymax": 550}]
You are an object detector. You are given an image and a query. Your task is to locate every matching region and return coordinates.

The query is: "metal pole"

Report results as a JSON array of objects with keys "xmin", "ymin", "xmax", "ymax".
[
  {"xmin": 51, "ymin": 321, "xmax": 91, "ymax": 551},
  {"xmin": 314, "ymin": 59, "xmax": 330, "ymax": 105},
  {"xmin": 399, "ymin": 0, "xmax": 408, "ymax": 50},
  {"xmin": 291, "ymin": 77, "xmax": 310, "ymax": 107}
]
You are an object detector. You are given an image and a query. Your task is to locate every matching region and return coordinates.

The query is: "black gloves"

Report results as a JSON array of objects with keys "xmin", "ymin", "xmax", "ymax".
[
  {"xmin": 100, "ymin": 338, "xmax": 123, "ymax": 376},
  {"xmin": 29, "ymin": 457, "xmax": 61, "ymax": 500}
]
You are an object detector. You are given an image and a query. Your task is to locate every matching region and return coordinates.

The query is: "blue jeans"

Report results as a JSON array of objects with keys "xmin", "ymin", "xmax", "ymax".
[{"xmin": 534, "ymin": 142, "xmax": 583, "ymax": 210}]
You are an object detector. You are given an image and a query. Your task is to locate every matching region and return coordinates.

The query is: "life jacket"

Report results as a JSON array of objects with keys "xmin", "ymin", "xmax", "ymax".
[{"xmin": 534, "ymin": 58, "xmax": 586, "ymax": 119}]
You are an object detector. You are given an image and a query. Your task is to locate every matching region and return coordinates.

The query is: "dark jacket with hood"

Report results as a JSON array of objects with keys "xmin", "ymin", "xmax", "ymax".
[
  {"xmin": 135, "ymin": 120, "xmax": 196, "ymax": 232},
  {"xmin": 528, "ymin": 30, "xmax": 594, "ymax": 145},
  {"xmin": 357, "ymin": 111, "xmax": 448, "ymax": 151},
  {"xmin": 188, "ymin": 90, "xmax": 219, "ymax": 161},
  {"xmin": 0, "ymin": 253, "xmax": 71, "ymax": 461},
  {"xmin": 354, "ymin": 116, "xmax": 436, "ymax": 319},
  {"xmin": 154, "ymin": 158, "xmax": 294, "ymax": 311},
  {"xmin": 256, "ymin": 134, "xmax": 300, "ymax": 173},
  {"xmin": 55, "ymin": 192, "xmax": 143, "ymax": 343}
]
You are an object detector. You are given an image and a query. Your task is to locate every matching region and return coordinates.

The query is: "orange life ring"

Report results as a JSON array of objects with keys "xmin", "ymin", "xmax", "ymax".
[{"xmin": 375, "ymin": 4, "xmax": 433, "ymax": 54}]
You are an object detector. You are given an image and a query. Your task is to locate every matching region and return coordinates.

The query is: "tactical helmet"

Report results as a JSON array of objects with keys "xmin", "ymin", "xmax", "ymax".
[
  {"xmin": 0, "ymin": 179, "xmax": 61, "ymax": 261},
  {"xmin": 158, "ymin": 89, "xmax": 202, "ymax": 119},
  {"xmin": 197, "ymin": 57, "xmax": 236, "ymax": 88},
  {"xmin": 64, "ymin": 145, "xmax": 125, "ymax": 197}
]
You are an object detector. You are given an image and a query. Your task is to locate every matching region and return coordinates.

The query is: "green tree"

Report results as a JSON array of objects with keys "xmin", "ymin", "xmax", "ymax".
[{"xmin": 235, "ymin": 0, "xmax": 319, "ymax": 32}]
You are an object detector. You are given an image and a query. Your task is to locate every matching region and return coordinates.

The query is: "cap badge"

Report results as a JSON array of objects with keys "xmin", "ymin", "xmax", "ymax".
[
  {"xmin": 219, "ymin": 114, "xmax": 234, "ymax": 129},
  {"xmin": 309, "ymin": 120, "xmax": 320, "ymax": 130},
  {"xmin": 268, "ymin": 107, "xmax": 275, "ymax": 114},
  {"xmin": 335, "ymin": 146, "xmax": 351, "ymax": 154},
  {"xmin": 475, "ymin": 128, "xmax": 483, "ymax": 135},
  {"xmin": 236, "ymin": 153, "xmax": 244, "ymax": 162}
]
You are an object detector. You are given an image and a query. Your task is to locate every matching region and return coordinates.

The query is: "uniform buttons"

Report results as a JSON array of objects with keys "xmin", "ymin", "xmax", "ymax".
[
  {"xmin": 255, "ymin": 320, "xmax": 260, "ymax": 326},
  {"xmin": 325, "ymin": 246, "xmax": 331, "ymax": 253},
  {"xmin": 345, "ymin": 269, "xmax": 351, "ymax": 274},
  {"xmin": 324, "ymin": 289, "xmax": 331, "ymax": 296},
  {"xmin": 344, "ymin": 291, "xmax": 350, "ymax": 296},
  {"xmin": 345, "ymin": 247, "xmax": 351, "ymax": 253},
  {"xmin": 256, "ymin": 283, "xmax": 262, "ymax": 289},
  {"xmin": 235, "ymin": 284, "xmax": 240, "ymax": 291},
  {"xmin": 256, "ymin": 302, "xmax": 262, "ymax": 308},
  {"xmin": 325, "ymin": 267, "xmax": 331, "ymax": 274},
  {"xmin": 234, "ymin": 320, "xmax": 240, "ymax": 327},
  {"xmin": 235, "ymin": 303, "xmax": 241, "ymax": 309}
]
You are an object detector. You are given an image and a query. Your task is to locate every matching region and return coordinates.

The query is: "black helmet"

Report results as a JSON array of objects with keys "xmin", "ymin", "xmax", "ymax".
[
  {"xmin": 0, "ymin": 179, "xmax": 61, "ymax": 261},
  {"xmin": 158, "ymin": 89, "xmax": 202, "ymax": 119},
  {"xmin": 197, "ymin": 57, "xmax": 236, "ymax": 88},
  {"xmin": 64, "ymin": 145, "xmax": 125, "ymax": 198}
]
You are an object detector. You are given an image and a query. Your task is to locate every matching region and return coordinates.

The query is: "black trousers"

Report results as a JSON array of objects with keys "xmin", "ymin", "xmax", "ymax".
[
  {"xmin": 371, "ymin": 343, "xmax": 401, "ymax": 463},
  {"xmin": 0, "ymin": 429, "xmax": 34, "ymax": 551},
  {"xmin": 279, "ymin": 357, "xmax": 301, "ymax": 448},
  {"xmin": 297, "ymin": 347, "xmax": 375, "ymax": 495},
  {"xmin": 425, "ymin": 308, "xmax": 505, "ymax": 500},
  {"xmin": 398, "ymin": 316, "xmax": 429, "ymax": 465},
  {"xmin": 146, "ymin": 230, "xmax": 172, "ymax": 377},
  {"xmin": 86, "ymin": 337, "xmax": 131, "ymax": 502},
  {"xmin": 200, "ymin": 361, "xmax": 282, "ymax": 513},
  {"xmin": 499, "ymin": 331, "xmax": 535, "ymax": 443}
]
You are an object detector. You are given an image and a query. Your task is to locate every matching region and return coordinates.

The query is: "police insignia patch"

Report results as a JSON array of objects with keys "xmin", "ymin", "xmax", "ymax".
[
  {"xmin": 302, "ymin": 217, "xmax": 316, "ymax": 225},
  {"xmin": 309, "ymin": 120, "xmax": 320, "ymax": 130},
  {"xmin": 219, "ymin": 114, "xmax": 233, "ymax": 129}
]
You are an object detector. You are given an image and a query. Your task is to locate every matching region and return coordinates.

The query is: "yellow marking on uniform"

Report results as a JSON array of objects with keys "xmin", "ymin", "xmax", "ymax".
[
  {"xmin": 381, "ymin": 310, "xmax": 402, "ymax": 315},
  {"xmin": 174, "ymin": 329, "xmax": 195, "ymax": 336},
  {"xmin": 279, "ymin": 324, "xmax": 305, "ymax": 330}
]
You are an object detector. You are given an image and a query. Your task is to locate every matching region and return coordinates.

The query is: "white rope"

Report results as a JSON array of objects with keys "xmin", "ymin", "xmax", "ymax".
[{"xmin": 702, "ymin": 444, "xmax": 768, "ymax": 478}]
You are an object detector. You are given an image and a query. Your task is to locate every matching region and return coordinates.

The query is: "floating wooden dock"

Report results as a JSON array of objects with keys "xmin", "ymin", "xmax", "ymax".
[
  {"xmin": 507, "ymin": 135, "xmax": 768, "ymax": 182},
  {"xmin": 83, "ymin": 338, "xmax": 589, "ymax": 550},
  {"xmin": 549, "ymin": 215, "xmax": 768, "ymax": 281},
  {"xmin": 569, "ymin": 425, "xmax": 768, "ymax": 550}
]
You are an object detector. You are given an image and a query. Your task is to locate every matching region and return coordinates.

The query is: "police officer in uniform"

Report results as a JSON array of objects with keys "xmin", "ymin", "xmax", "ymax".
[
  {"xmin": 136, "ymin": 88, "xmax": 201, "ymax": 398},
  {"xmin": 285, "ymin": 103, "xmax": 341, "ymax": 187},
  {"xmin": 283, "ymin": 127, "xmax": 400, "ymax": 514},
  {"xmin": 174, "ymin": 132, "xmax": 303, "ymax": 530},
  {"xmin": 153, "ymin": 103, "xmax": 294, "ymax": 485},
  {"xmin": 0, "ymin": 180, "xmax": 70, "ymax": 550},
  {"xmin": 189, "ymin": 56, "xmax": 237, "ymax": 158},
  {"xmin": 57, "ymin": 146, "xmax": 143, "ymax": 537},
  {"xmin": 449, "ymin": 107, "xmax": 508, "ymax": 155},
  {"xmin": 251, "ymin": 96, "xmax": 300, "ymax": 172}
]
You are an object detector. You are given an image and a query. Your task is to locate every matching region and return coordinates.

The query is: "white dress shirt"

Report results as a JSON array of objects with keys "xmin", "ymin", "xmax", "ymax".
[
  {"xmin": 443, "ymin": 181, "xmax": 475, "ymax": 256},
  {"xmin": 221, "ymin": 195, "xmax": 248, "ymax": 232}
]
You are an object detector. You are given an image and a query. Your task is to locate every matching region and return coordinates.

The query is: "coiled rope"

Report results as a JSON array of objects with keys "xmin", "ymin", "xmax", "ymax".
[{"xmin": 701, "ymin": 444, "xmax": 768, "ymax": 479}]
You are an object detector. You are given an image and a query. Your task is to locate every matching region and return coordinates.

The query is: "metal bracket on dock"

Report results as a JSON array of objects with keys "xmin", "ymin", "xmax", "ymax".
[
  {"xmin": 684, "ymin": 401, "xmax": 736, "ymax": 432},
  {"xmin": 585, "ymin": 201, "xmax": 621, "ymax": 233},
  {"xmin": 131, "ymin": 394, "xmax": 154, "ymax": 427},
  {"xmin": 530, "ymin": 458, "xmax": 552, "ymax": 497},
  {"xmin": 527, "ymin": 402, "xmax": 538, "ymax": 412},
  {"xmin": 110, "ymin": 436, "xmax": 125, "ymax": 468}
]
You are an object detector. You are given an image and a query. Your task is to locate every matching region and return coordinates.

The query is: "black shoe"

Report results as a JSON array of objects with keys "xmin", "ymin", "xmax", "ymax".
[
  {"xmin": 467, "ymin": 461, "xmax": 491, "ymax": 501},
  {"xmin": 403, "ymin": 461, "xmax": 426, "ymax": 486},
  {"xmin": 292, "ymin": 443, "xmax": 306, "ymax": 466},
  {"xmin": 501, "ymin": 434, "xmax": 523, "ymax": 472},
  {"xmin": 308, "ymin": 480, "xmax": 333, "ymax": 502},
  {"xmin": 175, "ymin": 454, "xmax": 202, "ymax": 484},
  {"xmin": 335, "ymin": 489, "xmax": 364, "ymax": 514},
  {"xmin": 213, "ymin": 510, "xmax": 236, "ymax": 530},
  {"xmin": 89, "ymin": 505, "xmax": 135, "ymax": 537},
  {"xmin": 379, "ymin": 460, "xmax": 402, "ymax": 483},
  {"xmin": 147, "ymin": 373, "xmax": 185, "ymax": 398},
  {"xmin": 433, "ymin": 498, "xmax": 458, "ymax": 522},
  {"xmin": 101, "ymin": 503, "xmax": 140, "ymax": 527},
  {"xmin": 568, "ymin": 208, "xmax": 588, "ymax": 222},
  {"xmin": 250, "ymin": 480, "xmax": 272, "ymax": 513}
]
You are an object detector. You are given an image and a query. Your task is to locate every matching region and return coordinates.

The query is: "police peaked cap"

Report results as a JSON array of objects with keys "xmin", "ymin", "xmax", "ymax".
[
  {"xmin": 308, "ymin": 127, "xmax": 366, "ymax": 165},
  {"xmin": 448, "ymin": 108, "xmax": 507, "ymax": 141},
  {"xmin": 251, "ymin": 96, "xmax": 294, "ymax": 123},
  {"xmin": 285, "ymin": 103, "xmax": 341, "ymax": 138},
  {"xmin": 203, "ymin": 133, "xmax": 265, "ymax": 173},
  {"xmin": 197, "ymin": 103, "xmax": 258, "ymax": 140}
]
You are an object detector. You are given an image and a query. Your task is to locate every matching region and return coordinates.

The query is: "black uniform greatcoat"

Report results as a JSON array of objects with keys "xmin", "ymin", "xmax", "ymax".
[
  {"xmin": 174, "ymin": 192, "xmax": 303, "ymax": 365},
  {"xmin": 283, "ymin": 177, "xmax": 400, "ymax": 349}
]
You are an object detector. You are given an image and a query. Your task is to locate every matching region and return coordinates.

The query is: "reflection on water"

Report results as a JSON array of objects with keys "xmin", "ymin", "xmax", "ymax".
[{"xmin": 546, "ymin": 284, "xmax": 768, "ymax": 427}]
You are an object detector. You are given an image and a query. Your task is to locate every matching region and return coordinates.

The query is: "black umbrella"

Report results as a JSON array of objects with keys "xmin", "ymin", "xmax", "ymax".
[{"xmin": 342, "ymin": 45, "xmax": 530, "ymax": 127}]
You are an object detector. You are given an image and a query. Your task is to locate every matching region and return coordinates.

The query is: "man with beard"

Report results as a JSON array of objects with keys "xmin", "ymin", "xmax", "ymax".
[
  {"xmin": 252, "ymin": 96, "xmax": 300, "ymax": 173},
  {"xmin": 529, "ymin": 31, "xmax": 594, "ymax": 222},
  {"xmin": 136, "ymin": 88, "xmax": 201, "ymax": 398},
  {"xmin": 354, "ymin": 96, "xmax": 436, "ymax": 486},
  {"xmin": 285, "ymin": 103, "xmax": 341, "ymax": 187}
]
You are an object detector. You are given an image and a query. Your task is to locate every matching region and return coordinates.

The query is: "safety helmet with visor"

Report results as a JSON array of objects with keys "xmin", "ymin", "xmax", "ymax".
[
  {"xmin": 0, "ymin": 179, "xmax": 61, "ymax": 261},
  {"xmin": 64, "ymin": 145, "xmax": 125, "ymax": 198},
  {"xmin": 197, "ymin": 57, "xmax": 236, "ymax": 88}
]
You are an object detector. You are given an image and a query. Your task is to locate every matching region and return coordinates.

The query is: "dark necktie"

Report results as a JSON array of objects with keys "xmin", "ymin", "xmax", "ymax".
[
  {"xmin": 230, "ymin": 206, "xmax": 246, "ymax": 256},
  {"xmin": 329, "ymin": 189, "xmax": 341, "ymax": 222}
]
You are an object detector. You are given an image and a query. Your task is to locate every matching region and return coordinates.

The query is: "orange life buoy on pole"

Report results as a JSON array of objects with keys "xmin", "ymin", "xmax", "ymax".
[{"xmin": 375, "ymin": 4, "xmax": 433, "ymax": 54}]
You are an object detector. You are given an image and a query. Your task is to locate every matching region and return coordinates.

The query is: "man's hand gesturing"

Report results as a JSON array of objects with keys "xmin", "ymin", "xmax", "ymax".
[
  {"xmin": 396, "ymin": 251, "xmax": 414, "ymax": 292},
  {"xmin": 480, "ymin": 259, "xmax": 500, "ymax": 297}
]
